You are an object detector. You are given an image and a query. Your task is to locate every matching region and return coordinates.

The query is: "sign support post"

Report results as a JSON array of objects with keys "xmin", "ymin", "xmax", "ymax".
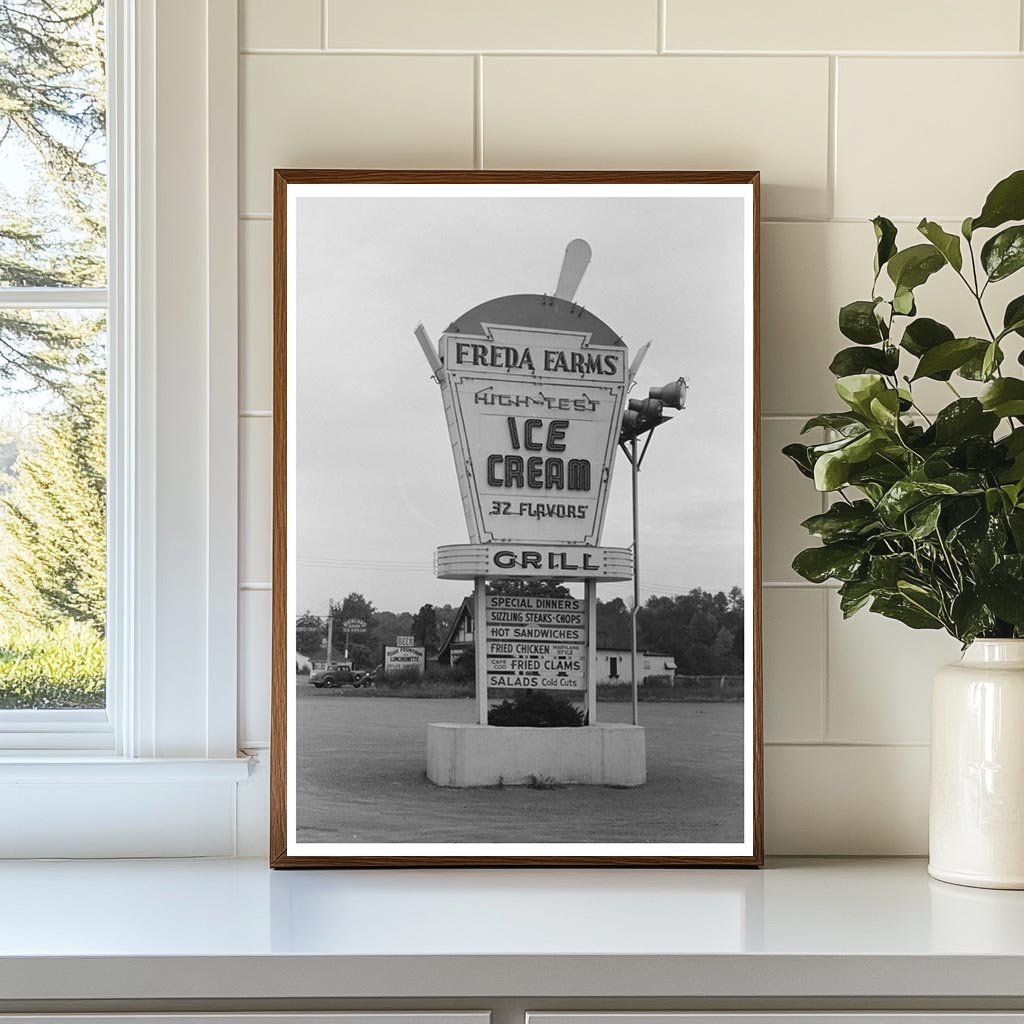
[
  {"xmin": 585, "ymin": 579, "xmax": 598, "ymax": 725},
  {"xmin": 630, "ymin": 436, "xmax": 641, "ymax": 728},
  {"xmin": 474, "ymin": 577, "xmax": 488, "ymax": 726}
]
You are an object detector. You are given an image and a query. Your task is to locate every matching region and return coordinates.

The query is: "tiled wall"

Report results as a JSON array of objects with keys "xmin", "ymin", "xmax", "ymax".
[{"xmin": 236, "ymin": 0, "xmax": 1024, "ymax": 854}]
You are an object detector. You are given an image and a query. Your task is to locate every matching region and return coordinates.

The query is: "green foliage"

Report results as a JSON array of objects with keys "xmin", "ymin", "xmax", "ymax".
[
  {"xmin": 488, "ymin": 691, "xmax": 585, "ymax": 728},
  {"xmin": 787, "ymin": 169, "xmax": 1024, "ymax": 643},
  {"xmin": 0, "ymin": 620, "xmax": 104, "ymax": 709},
  {"xmin": 0, "ymin": 378, "xmax": 105, "ymax": 631},
  {"xmin": 1, "ymin": 1, "xmax": 107, "ymax": 395},
  {"xmin": 0, "ymin": 2, "xmax": 108, "ymax": 705}
]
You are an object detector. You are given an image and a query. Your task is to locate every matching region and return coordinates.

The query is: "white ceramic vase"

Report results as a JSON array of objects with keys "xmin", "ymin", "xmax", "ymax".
[{"xmin": 929, "ymin": 639, "xmax": 1024, "ymax": 888}]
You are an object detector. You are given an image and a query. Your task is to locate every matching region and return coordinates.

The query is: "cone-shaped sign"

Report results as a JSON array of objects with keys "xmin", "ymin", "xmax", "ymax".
[{"xmin": 437, "ymin": 289, "xmax": 629, "ymax": 547}]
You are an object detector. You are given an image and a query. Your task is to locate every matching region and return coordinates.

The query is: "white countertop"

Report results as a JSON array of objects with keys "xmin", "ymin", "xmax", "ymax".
[{"xmin": 2, "ymin": 857, "xmax": 1024, "ymax": 1002}]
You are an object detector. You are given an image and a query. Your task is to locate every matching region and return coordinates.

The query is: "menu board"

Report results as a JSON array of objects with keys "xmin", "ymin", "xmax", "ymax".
[{"xmin": 484, "ymin": 594, "xmax": 586, "ymax": 690}]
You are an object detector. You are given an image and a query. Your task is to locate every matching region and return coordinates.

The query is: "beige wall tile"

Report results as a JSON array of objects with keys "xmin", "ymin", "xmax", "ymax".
[
  {"xmin": 761, "ymin": 221, "xmax": 1014, "ymax": 416},
  {"xmin": 241, "ymin": 0, "xmax": 321, "ymax": 50},
  {"xmin": 763, "ymin": 587, "xmax": 824, "ymax": 743},
  {"xmin": 241, "ymin": 55, "xmax": 474, "ymax": 213},
  {"xmin": 761, "ymin": 418, "xmax": 824, "ymax": 583},
  {"xmin": 240, "ymin": 416, "xmax": 273, "ymax": 585},
  {"xmin": 827, "ymin": 597, "xmax": 961, "ymax": 743},
  {"xmin": 836, "ymin": 58, "xmax": 1024, "ymax": 221},
  {"xmin": 328, "ymin": 0, "xmax": 656, "ymax": 51},
  {"xmin": 667, "ymin": 0, "xmax": 1020, "ymax": 53},
  {"xmin": 239, "ymin": 589, "xmax": 271, "ymax": 747},
  {"xmin": 483, "ymin": 56, "xmax": 830, "ymax": 219},
  {"xmin": 766, "ymin": 744, "xmax": 929, "ymax": 853},
  {"xmin": 240, "ymin": 220, "xmax": 272, "ymax": 412}
]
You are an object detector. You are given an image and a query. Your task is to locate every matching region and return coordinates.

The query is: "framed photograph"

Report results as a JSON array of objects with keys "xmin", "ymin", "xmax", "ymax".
[{"xmin": 271, "ymin": 170, "xmax": 762, "ymax": 867}]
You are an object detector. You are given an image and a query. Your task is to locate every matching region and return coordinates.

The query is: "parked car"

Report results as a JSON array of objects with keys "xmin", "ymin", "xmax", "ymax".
[{"xmin": 309, "ymin": 663, "xmax": 366, "ymax": 689}]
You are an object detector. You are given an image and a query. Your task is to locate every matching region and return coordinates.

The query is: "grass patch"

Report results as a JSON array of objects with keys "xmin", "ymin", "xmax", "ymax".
[{"xmin": 0, "ymin": 621, "xmax": 105, "ymax": 709}]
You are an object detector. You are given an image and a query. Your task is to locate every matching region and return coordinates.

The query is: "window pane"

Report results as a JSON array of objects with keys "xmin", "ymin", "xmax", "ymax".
[
  {"xmin": 0, "ymin": 1, "xmax": 107, "ymax": 288},
  {"xmin": 0, "ymin": 309, "xmax": 106, "ymax": 709}
]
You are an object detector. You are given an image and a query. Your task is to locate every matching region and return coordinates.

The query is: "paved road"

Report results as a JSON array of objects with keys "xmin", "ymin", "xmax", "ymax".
[{"xmin": 295, "ymin": 690, "xmax": 745, "ymax": 844}]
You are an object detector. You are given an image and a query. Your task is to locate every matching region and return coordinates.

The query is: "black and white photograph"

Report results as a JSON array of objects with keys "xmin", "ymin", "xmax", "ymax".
[{"xmin": 272, "ymin": 172, "xmax": 761, "ymax": 866}]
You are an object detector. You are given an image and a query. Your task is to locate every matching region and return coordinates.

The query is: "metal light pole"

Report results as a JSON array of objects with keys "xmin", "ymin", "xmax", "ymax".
[
  {"xmin": 629, "ymin": 436, "xmax": 641, "ymax": 727},
  {"xmin": 618, "ymin": 377, "xmax": 688, "ymax": 728}
]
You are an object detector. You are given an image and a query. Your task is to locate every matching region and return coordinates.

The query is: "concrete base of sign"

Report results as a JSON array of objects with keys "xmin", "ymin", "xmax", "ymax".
[{"xmin": 426, "ymin": 722, "xmax": 646, "ymax": 788}]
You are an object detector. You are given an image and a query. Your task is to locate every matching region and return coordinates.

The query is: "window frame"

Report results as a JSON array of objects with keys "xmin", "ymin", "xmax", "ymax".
[
  {"xmin": 0, "ymin": 0, "xmax": 242, "ymax": 767},
  {"xmin": 0, "ymin": 3, "xmax": 120, "ymax": 751}
]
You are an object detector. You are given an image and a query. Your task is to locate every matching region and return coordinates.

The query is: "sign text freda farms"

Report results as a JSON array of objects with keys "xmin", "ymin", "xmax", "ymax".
[{"xmin": 441, "ymin": 325, "xmax": 628, "ymax": 547}]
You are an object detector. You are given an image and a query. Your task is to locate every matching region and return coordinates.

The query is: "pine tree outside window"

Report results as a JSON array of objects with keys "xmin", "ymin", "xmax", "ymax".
[{"xmin": 0, "ymin": 2, "xmax": 109, "ymax": 720}]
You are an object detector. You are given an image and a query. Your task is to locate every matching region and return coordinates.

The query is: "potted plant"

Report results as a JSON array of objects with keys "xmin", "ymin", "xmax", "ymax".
[{"xmin": 785, "ymin": 169, "xmax": 1024, "ymax": 889}]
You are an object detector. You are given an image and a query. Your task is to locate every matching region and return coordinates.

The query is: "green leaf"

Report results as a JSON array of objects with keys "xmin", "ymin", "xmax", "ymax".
[
  {"xmin": 980, "ymin": 378, "xmax": 1024, "ymax": 418},
  {"xmin": 917, "ymin": 219, "xmax": 963, "ymax": 272},
  {"xmin": 908, "ymin": 500, "xmax": 942, "ymax": 540},
  {"xmin": 950, "ymin": 592, "xmax": 995, "ymax": 644},
  {"xmin": 872, "ymin": 216, "xmax": 898, "ymax": 277},
  {"xmin": 871, "ymin": 594, "xmax": 943, "ymax": 630},
  {"xmin": 838, "ymin": 578, "xmax": 881, "ymax": 618},
  {"xmin": 982, "ymin": 341, "xmax": 1000, "ymax": 381},
  {"xmin": 782, "ymin": 442, "xmax": 814, "ymax": 479},
  {"xmin": 976, "ymin": 574, "xmax": 1024, "ymax": 629},
  {"xmin": 892, "ymin": 286, "xmax": 916, "ymax": 316},
  {"xmin": 900, "ymin": 317, "xmax": 954, "ymax": 361},
  {"xmin": 814, "ymin": 450, "xmax": 850, "ymax": 491},
  {"xmin": 911, "ymin": 337, "xmax": 987, "ymax": 380},
  {"xmin": 962, "ymin": 216, "xmax": 974, "ymax": 241},
  {"xmin": 800, "ymin": 413, "xmax": 865, "ymax": 435},
  {"xmin": 887, "ymin": 243, "xmax": 946, "ymax": 291},
  {"xmin": 845, "ymin": 432, "xmax": 888, "ymax": 466},
  {"xmin": 868, "ymin": 552, "xmax": 914, "ymax": 587},
  {"xmin": 829, "ymin": 345, "xmax": 899, "ymax": 378},
  {"xmin": 1003, "ymin": 295, "xmax": 1024, "ymax": 339},
  {"xmin": 800, "ymin": 501, "xmax": 879, "ymax": 543},
  {"xmin": 933, "ymin": 398, "xmax": 998, "ymax": 444},
  {"xmin": 981, "ymin": 225, "xmax": 1024, "ymax": 282},
  {"xmin": 877, "ymin": 479, "xmax": 957, "ymax": 524},
  {"xmin": 835, "ymin": 373, "xmax": 886, "ymax": 413},
  {"xmin": 868, "ymin": 389, "xmax": 902, "ymax": 430},
  {"xmin": 792, "ymin": 543, "xmax": 866, "ymax": 584},
  {"xmin": 839, "ymin": 299, "xmax": 887, "ymax": 345},
  {"xmin": 960, "ymin": 344, "xmax": 1004, "ymax": 381},
  {"xmin": 971, "ymin": 169, "xmax": 1024, "ymax": 232}
]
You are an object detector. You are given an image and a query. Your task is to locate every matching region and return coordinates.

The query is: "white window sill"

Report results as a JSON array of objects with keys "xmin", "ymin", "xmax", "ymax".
[{"xmin": 0, "ymin": 754, "xmax": 252, "ymax": 782}]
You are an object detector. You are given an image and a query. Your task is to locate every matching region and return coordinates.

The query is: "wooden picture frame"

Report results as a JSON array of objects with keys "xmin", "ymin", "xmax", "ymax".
[{"xmin": 271, "ymin": 170, "xmax": 762, "ymax": 867}]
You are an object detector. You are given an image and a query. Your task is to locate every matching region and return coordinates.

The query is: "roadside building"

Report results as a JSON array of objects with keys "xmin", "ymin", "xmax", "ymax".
[
  {"xmin": 306, "ymin": 645, "xmax": 348, "ymax": 672},
  {"xmin": 595, "ymin": 649, "xmax": 676, "ymax": 685},
  {"xmin": 436, "ymin": 596, "xmax": 474, "ymax": 665}
]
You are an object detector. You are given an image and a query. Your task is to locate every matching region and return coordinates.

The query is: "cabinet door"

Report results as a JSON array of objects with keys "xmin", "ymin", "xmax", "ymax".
[
  {"xmin": 529, "ymin": 1016, "xmax": 1024, "ymax": 1024},
  {"xmin": 0, "ymin": 1015, "xmax": 489, "ymax": 1024}
]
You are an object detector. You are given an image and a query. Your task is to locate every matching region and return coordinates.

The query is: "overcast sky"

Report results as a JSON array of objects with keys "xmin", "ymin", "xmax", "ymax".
[{"xmin": 294, "ymin": 195, "xmax": 747, "ymax": 616}]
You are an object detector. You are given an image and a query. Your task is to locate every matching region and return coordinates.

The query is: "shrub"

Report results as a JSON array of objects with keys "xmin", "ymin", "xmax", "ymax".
[
  {"xmin": 488, "ymin": 690, "xmax": 585, "ymax": 727},
  {"xmin": 0, "ymin": 620, "xmax": 105, "ymax": 709}
]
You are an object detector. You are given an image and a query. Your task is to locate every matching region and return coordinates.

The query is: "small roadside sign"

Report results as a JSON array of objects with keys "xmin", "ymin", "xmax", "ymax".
[{"xmin": 342, "ymin": 618, "xmax": 367, "ymax": 632}]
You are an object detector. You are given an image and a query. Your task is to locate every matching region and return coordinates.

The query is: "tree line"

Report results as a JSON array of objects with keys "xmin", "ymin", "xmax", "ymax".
[{"xmin": 296, "ymin": 584, "xmax": 744, "ymax": 676}]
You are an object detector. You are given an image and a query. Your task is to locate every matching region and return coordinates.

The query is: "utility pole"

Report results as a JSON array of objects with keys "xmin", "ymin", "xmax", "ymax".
[{"xmin": 325, "ymin": 612, "xmax": 334, "ymax": 669}]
